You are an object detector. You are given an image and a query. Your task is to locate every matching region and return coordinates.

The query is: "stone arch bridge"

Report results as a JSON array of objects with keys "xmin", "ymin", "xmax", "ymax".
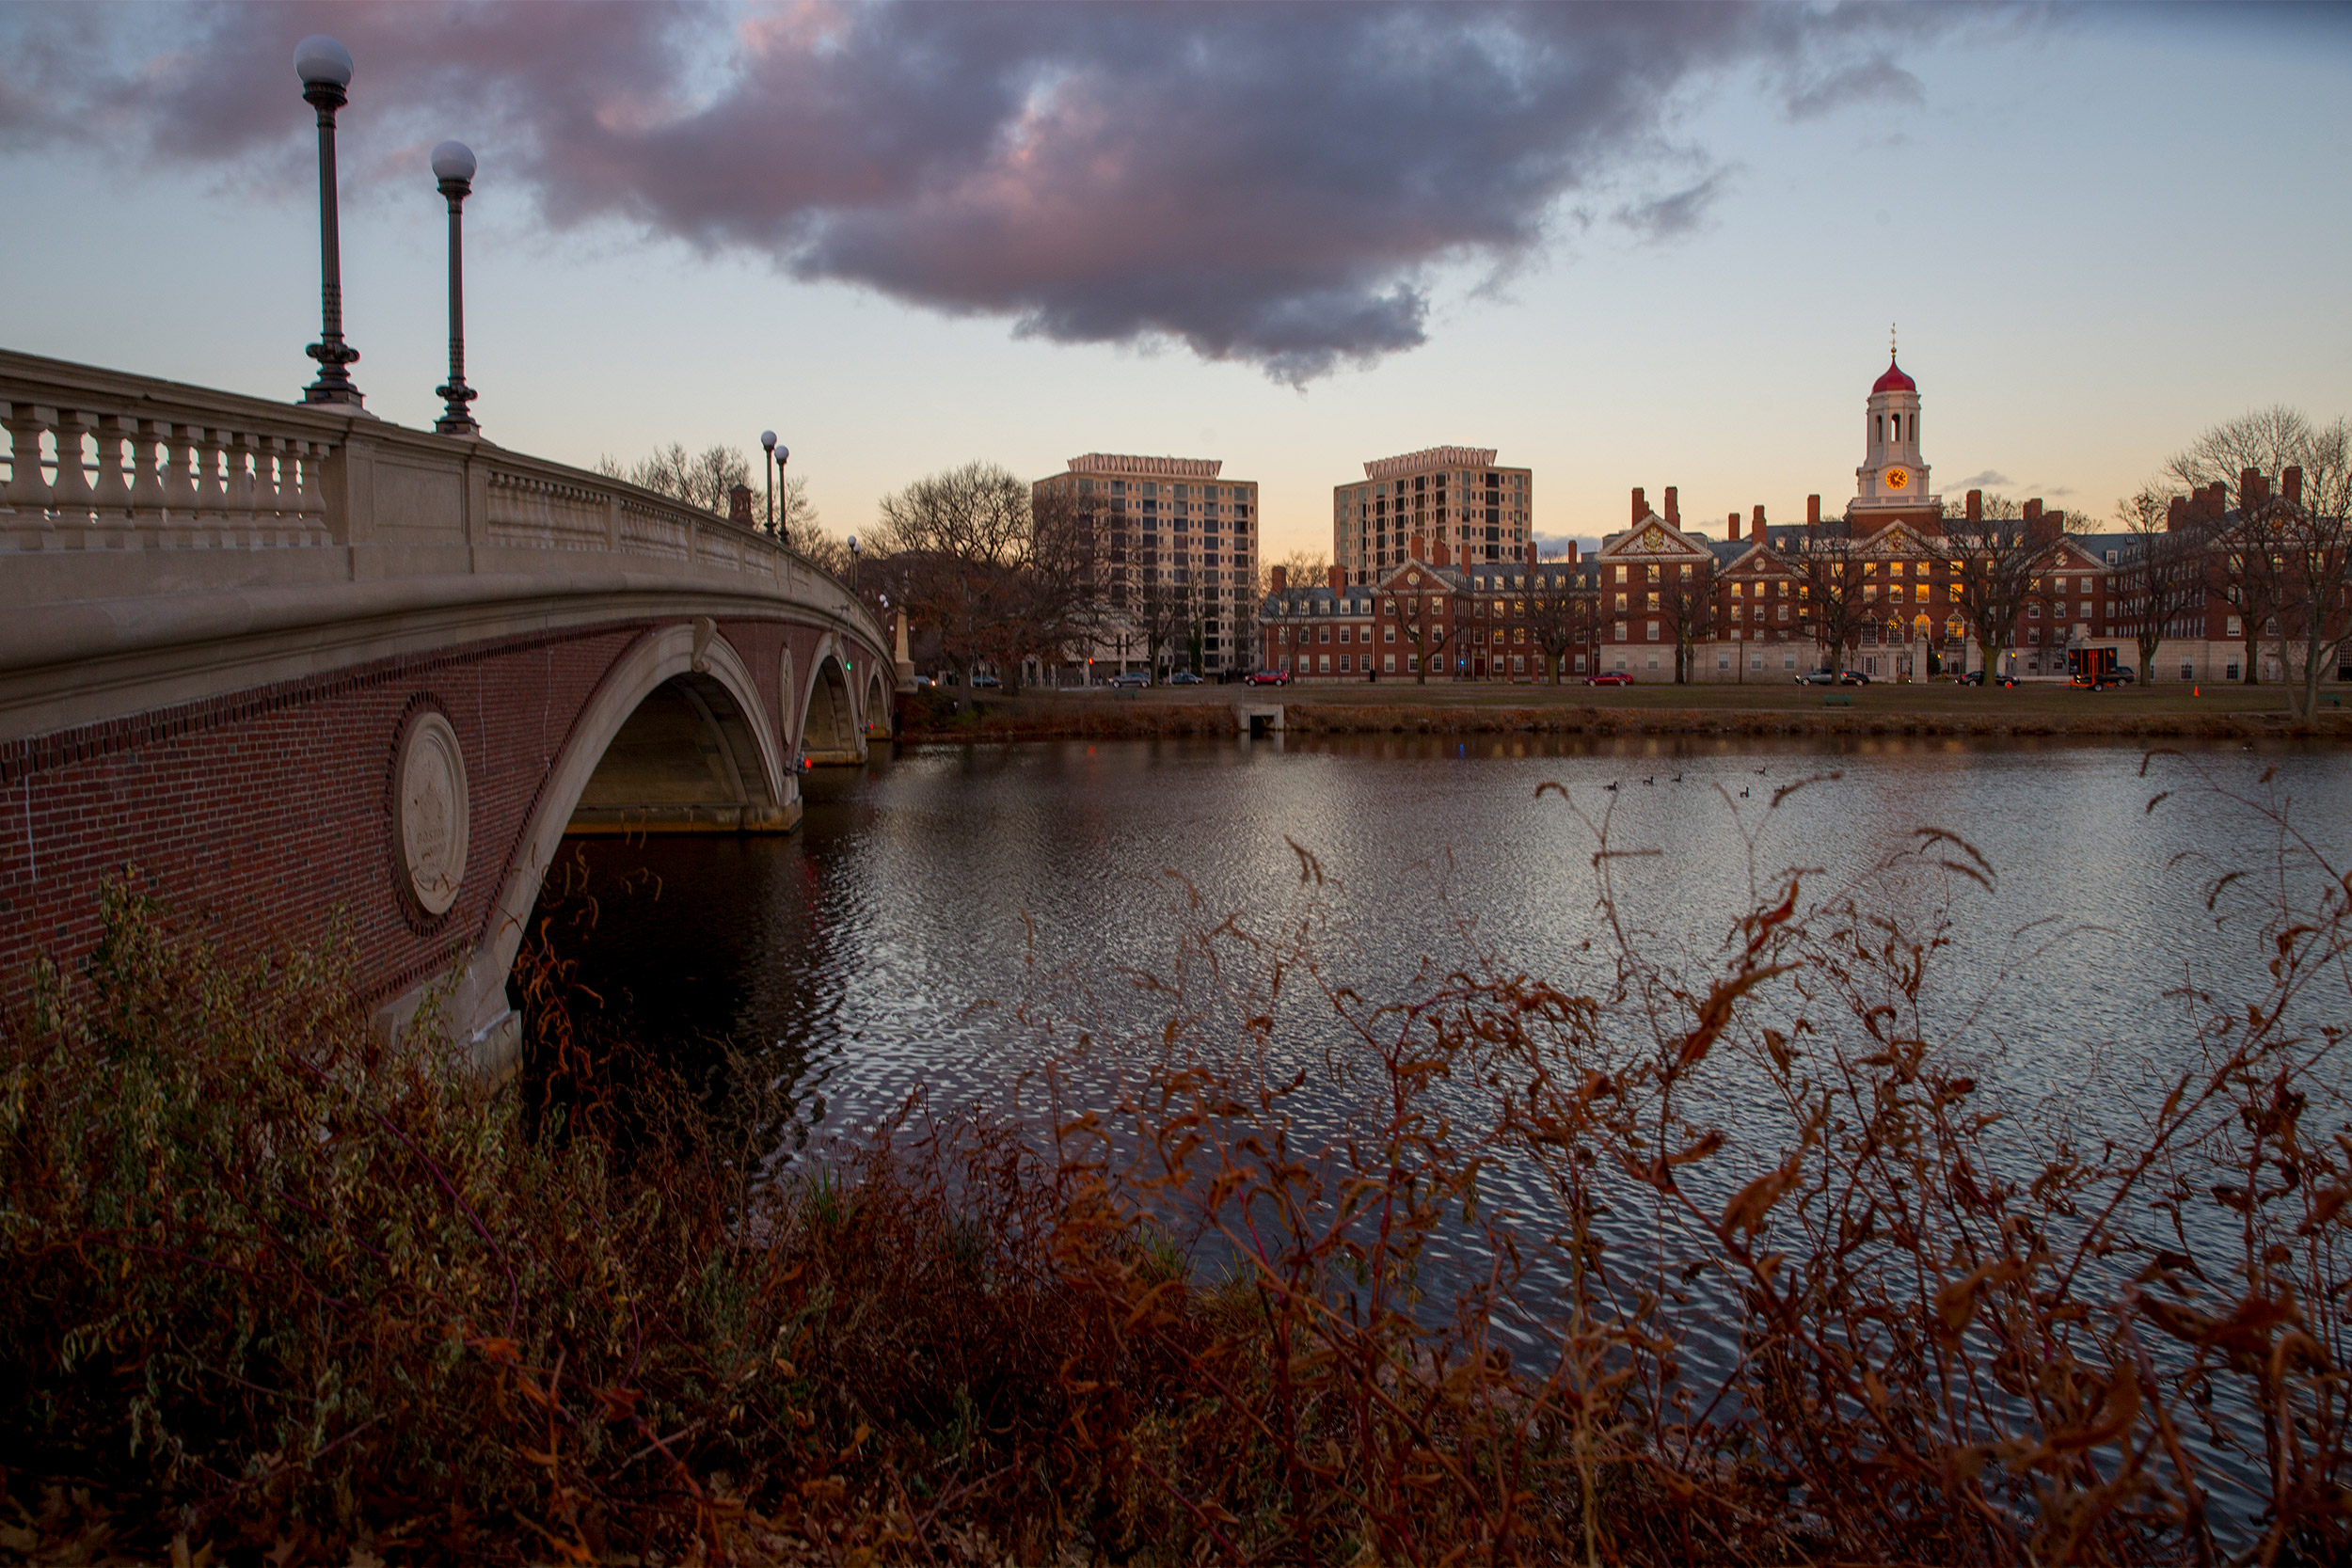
[{"xmin": 0, "ymin": 349, "xmax": 897, "ymax": 1071}]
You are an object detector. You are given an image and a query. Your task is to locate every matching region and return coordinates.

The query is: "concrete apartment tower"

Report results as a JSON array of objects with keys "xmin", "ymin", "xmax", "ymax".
[
  {"xmin": 1035, "ymin": 453, "xmax": 1260, "ymax": 674},
  {"xmin": 1333, "ymin": 447, "xmax": 1533, "ymax": 585}
]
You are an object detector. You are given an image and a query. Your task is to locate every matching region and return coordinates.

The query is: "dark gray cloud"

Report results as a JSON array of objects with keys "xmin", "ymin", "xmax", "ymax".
[
  {"xmin": 0, "ymin": 1, "xmax": 1982, "ymax": 382},
  {"xmin": 1614, "ymin": 171, "xmax": 1732, "ymax": 243},
  {"xmin": 1953, "ymin": 468, "xmax": 2015, "ymax": 488}
]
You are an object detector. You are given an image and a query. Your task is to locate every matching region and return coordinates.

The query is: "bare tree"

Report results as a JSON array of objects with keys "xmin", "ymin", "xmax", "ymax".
[
  {"xmin": 1941, "ymin": 495, "xmax": 2047, "ymax": 683},
  {"xmin": 1790, "ymin": 522, "xmax": 1868, "ymax": 676},
  {"xmin": 2239, "ymin": 466, "xmax": 2352, "ymax": 721},
  {"xmin": 1276, "ymin": 548, "xmax": 1330, "ymax": 591},
  {"xmin": 1396, "ymin": 584, "xmax": 1454, "ymax": 683},
  {"xmin": 2111, "ymin": 484, "xmax": 2207, "ymax": 683},
  {"xmin": 595, "ymin": 442, "xmax": 752, "ymax": 517},
  {"xmin": 599, "ymin": 443, "xmax": 822, "ymax": 546},
  {"xmin": 868, "ymin": 462, "xmax": 1034, "ymax": 690},
  {"xmin": 1526, "ymin": 564, "xmax": 1596, "ymax": 684},
  {"xmin": 2169, "ymin": 407, "xmax": 2352, "ymax": 697},
  {"xmin": 987, "ymin": 486, "xmax": 1108, "ymax": 689},
  {"xmin": 1657, "ymin": 557, "xmax": 1715, "ymax": 684},
  {"xmin": 1132, "ymin": 579, "xmax": 1197, "ymax": 680}
]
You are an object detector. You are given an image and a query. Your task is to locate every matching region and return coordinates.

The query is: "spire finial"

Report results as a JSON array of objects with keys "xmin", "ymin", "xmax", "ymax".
[{"xmin": 1890, "ymin": 322, "xmax": 1898, "ymax": 357}]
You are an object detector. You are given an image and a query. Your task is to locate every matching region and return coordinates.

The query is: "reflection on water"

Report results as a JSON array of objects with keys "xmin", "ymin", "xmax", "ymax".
[
  {"xmin": 529, "ymin": 733, "xmax": 2347, "ymax": 1545},
  {"xmin": 531, "ymin": 733, "xmax": 2348, "ymax": 1152}
]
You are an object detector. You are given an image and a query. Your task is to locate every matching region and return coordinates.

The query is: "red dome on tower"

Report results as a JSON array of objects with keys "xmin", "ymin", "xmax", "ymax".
[{"xmin": 1872, "ymin": 356, "xmax": 1916, "ymax": 394}]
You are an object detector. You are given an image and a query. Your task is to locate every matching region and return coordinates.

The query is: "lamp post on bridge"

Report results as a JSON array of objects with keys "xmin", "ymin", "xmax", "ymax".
[
  {"xmin": 430, "ymin": 140, "xmax": 479, "ymax": 436},
  {"xmin": 294, "ymin": 37, "xmax": 365, "ymax": 410},
  {"xmin": 848, "ymin": 533, "xmax": 859, "ymax": 596},
  {"xmin": 760, "ymin": 430, "xmax": 777, "ymax": 533}
]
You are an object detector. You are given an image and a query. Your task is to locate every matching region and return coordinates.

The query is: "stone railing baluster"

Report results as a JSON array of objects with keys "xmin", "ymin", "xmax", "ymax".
[
  {"xmin": 4, "ymin": 404, "xmax": 56, "ymax": 526},
  {"xmin": 51, "ymin": 412, "xmax": 98, "ymax": 537},
  {"xmin": 89, "ymin": 414, "xmax": 135, "ymax": 548},
  {"xmin": 227, "ymin": 432, "xmax": 261, "ymax": 544},
  {"xmin": 193, "ymin": 428, "xmax": 229, "ymax": 540},
  {"xmin": 125, "ymin": 418, "xmax": 168, "ymax": 524},
  {"xmin": 161, "ymin": 424, "xmax": 200, "ymax": 546},
  {"xmin": 294, "ymin": 440, "xmax": 327, "ymax": 539}
]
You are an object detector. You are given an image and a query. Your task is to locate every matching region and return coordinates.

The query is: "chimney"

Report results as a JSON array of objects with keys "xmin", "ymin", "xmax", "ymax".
[
  {"xmin": 2023, "ymin": 499, "xmax": 2042, "ymax": 523},
  {"xmin": 1433, "ymin": 536, "xmax": 1451, "ymax": 567},
  {"xmin": 1726, "ymin": 511, "xmax": 1740, "ymax": 542},
  {"xmin": 1664, "ymin": 486, "xmax": 1679, "ymax": 526},
  {"xmin": 1806, "ymin": 494, "xmax": 1821, "ymax": 526},
  {"xmin": 1631, "ymin": 486, "xmax": 1647, "ymax": 525},
  {"xmin": 1966, "ymin": 489, "xmax": 1982, "ymax": 523},
  {"xmin": 1327, "ymin": 564, "xmax": 1346, "ymax": 592},
  {"xmin": 2166, "ymin": 495, "xmax": 2186, "ymax": 531},
  {"xmin": 1269, "ymin": 564, "xmax": 1287, "ymax": 593},
  {"xmin": 1752, "ymin": 504, "xmax": 1766, "ymax": 534},
  {"xmin": 2284, "ymin": 466, "xmax": 2303, "ymax": 507},
  {"xmin": 1566, "ymin": 541, "xmax": 1580, "ymax": 565},
  {"xmin": 1411, "ymin": 531, "xmax": 1425, "ymax": 561},
  {"xmin": 1525, "ymin": 540, "xmax": 1537, "ymax": 565}
]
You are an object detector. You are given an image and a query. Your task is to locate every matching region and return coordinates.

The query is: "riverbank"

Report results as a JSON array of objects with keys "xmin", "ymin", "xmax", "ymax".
[
  {"xmin": 898, "ymin": 682, "xmax": 2352, "ymax": 742},
  {"xmin": 11, "ymin": 846, "xmax": 2347, "ymax": 1565}
]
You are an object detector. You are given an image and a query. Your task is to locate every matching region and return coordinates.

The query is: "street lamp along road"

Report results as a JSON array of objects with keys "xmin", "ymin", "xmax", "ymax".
[
  {"xmin": 294, "ymin": 36, "xmax": 366, "ymax": 411},
  {"xmin": 430, "ymin": 140, "xmax": 479, "ymax": 436}
]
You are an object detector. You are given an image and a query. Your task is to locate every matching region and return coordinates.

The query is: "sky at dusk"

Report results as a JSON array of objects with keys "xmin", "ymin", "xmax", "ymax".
[{"xmin": 2, "ymin": 1, "xmax": 2347, "ymax": 562}]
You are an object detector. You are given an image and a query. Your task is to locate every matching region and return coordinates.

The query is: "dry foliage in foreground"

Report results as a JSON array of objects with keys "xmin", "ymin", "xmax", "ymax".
[{"xmin": 0, "ymin": 758, "xmax": 2346, "ymax": 1564}]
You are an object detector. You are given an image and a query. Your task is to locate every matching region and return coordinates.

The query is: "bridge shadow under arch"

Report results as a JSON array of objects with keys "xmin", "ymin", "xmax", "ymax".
[
  {"xmin": 567, "ymin": 671, "xmax": 791, "ymax": 835},
  {"xmin": 801, "ymin": 652, "xmax": 862, "ymax": 765},
  {"xmin": 446, "ymin": 621, "xmax": 795, "ymax": 1062}
]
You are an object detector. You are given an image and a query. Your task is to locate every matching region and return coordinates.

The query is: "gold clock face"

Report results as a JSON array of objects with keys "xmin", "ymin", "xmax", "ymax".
[{"xmin": 1885, "ymin": 467, "xmax": 1911, "ymax": 492}]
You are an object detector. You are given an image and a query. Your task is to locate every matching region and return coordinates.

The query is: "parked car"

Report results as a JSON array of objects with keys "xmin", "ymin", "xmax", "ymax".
[
  {"xmin": 1961, "ymin": 671, "xmax": 2018, "ymax": 688},
  {"xmin": 2114, "ymin": 667, "xmax": 2137, "ymax": 683},
  {"xmin": 1585, "ymin": 671, "xmax": 1634, "ymax": 687},
  {"xmin": 971, "ymin": 673, "xmax": 1002, "ymax": 689},
  {"xmin": 914, "ymin": 674, "xmax": 936, "ymax": 689},
  {"xmin": 1839, "ymin": 670, "xmax": 1871, "ymax": 686},
  {"xmin": 1796, "ymin": 669, "xmax": 1839, "ymax": 686},
  {"xmin": 1167, "ymin": 671, "xmax": 1204, "ymax": 686},
  {"xmin": 1245, "ymin": 668, "xmax": 1292, "ymax": 687},
  {"xmin": 1108, "ymin": 671, "xmax": 1150, "ymax": 689}
]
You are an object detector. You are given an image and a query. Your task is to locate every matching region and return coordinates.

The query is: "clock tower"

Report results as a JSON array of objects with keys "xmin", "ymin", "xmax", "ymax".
[{"xmin": 1849, "ymin": 338, "xmax": 1938, "ymax": 528}]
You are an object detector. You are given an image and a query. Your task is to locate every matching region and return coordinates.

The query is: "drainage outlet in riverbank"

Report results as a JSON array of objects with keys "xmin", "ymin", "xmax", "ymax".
[{"xmin": 1235, "ymin": 703, "xmax": 1284, "ymax": 737}]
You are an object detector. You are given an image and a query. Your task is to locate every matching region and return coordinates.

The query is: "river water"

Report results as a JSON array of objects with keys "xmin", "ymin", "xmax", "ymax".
[
  {"xmin": 531, "ymin": 733, "xmax": 2349, "ymax": 1544},
  {"xmin": 537, "ymin": 734, "xmax": 2348, "ymax": 1146}
]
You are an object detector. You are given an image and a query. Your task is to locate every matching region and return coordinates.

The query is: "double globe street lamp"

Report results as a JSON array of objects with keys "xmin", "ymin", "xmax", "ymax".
[{"xmin": 294, "ymin": 36, "xmax": 485, "ymax": 436}]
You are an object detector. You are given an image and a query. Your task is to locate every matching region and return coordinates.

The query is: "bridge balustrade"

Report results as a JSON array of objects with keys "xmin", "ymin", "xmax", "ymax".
[
  {"xmin": 0, "ymin": 348, "xmax": 881, "ymax": 743},
  {"xmin": 0, "ymin": 347, "xmax": 828, "ymax": 590}
]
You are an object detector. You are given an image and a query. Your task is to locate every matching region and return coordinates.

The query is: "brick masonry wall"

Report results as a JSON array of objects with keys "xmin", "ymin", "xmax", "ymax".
[
  {"xmin": 0, "ymin": 609, "xmax": 888, "ymax": 1021},
  {"xmin": 0, "ymin": 620, "xmax": 706, "ymax": 1019}
]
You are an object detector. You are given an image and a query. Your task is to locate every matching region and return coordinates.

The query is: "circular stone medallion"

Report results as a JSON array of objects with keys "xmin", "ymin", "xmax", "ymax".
[{"xmin": 393, "ymin": 709, "xmax": 469, "ymax": 917}]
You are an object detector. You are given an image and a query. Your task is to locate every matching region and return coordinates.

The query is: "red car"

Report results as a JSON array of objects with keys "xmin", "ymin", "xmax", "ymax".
[
  {"xmin": 1585, "ymin": 671, "xmax": 1634, "ymax": 687},
  {"xmin": 1245, "ymin": 668, "xmax": 1293, "ymax": 686}
]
